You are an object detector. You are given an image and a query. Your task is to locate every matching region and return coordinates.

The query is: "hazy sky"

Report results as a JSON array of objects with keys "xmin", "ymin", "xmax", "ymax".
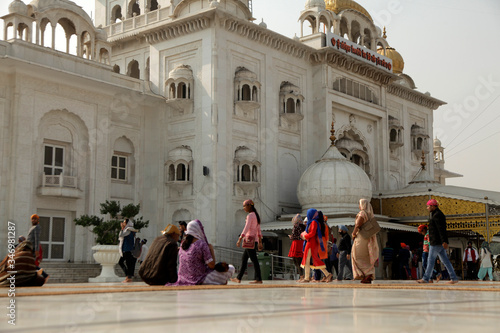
[{"xmin": 2, "ymin": 0, "xmax": 499, "ymax": 192}]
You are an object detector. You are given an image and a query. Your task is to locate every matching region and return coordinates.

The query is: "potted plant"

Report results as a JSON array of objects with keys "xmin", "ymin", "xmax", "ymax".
[{"xmin": 74, "ymin": 200, "xmax": 149, "ymax": 282}]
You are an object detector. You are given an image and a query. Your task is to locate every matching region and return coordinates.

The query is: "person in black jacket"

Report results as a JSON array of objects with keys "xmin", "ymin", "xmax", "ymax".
[
  {"xmin": 335, "ymin": 225, "xmax": 353, "ymax": 281},
  {"xmin": 417, "ymin": 199, "xmax": 458, "ymax": 284},
  {"xmin": 139, "ymin": 224, "xmax": 180, "ymax": 285}
]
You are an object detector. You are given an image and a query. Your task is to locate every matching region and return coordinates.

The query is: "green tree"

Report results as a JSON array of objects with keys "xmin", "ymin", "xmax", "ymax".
[{"xmin": 74, "ymin": 201, "xmax": 149, "ymax": 245}]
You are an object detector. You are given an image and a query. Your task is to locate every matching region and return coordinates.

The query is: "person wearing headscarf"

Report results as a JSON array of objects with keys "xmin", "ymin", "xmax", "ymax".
[
  {"xmin": 417, "ymin": 199, "xmax": 459, "ymax": 284},
  {"xmin": 288, "ymin": 214, "xmax": 306, "ymax": 280},
  {"xmin": 477, "ymin": 241, "xmax": 493, "ymax": 281},
  {"xmin": 139, "ymin": 224, "xmax": 180, "ymax": 285},
  {"xmin": 167, "ymin": 219, "xmax": 216, "ymax": 286},
  {"xmin": 0, "ymin": 241, "xmax": 47, "ymax": 287},
  {"xmin": 298, "ymin": 209, "xmax": 332, "ymax": 283},
  {"xmin": 232, "ymin": 199, "xmax": 263, "ymax": 284},
  {"xmin": 351, "ymin": 199, "xmax": 380, "ymax": 284},
  {"xmin": 118, "ymin": 219, "xmax": 138, "ymax": 283}
]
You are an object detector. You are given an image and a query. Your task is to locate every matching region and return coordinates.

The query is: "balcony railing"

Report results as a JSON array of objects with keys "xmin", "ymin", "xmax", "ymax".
[{"xmin": 42, "ymin": 174, "xmax": 78, "ymax": 188}]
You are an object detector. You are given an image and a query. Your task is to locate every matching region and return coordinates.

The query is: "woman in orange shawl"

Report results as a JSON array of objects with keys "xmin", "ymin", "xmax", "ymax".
[{"xmin": 299, "ymin": 209, "xmax": 332, "ymax": 283}]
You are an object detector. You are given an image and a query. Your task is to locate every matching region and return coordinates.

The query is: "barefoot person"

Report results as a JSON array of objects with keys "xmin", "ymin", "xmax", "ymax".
[
  {"xmin": 232, "ymin": 199, "xmax": 263, "ymax": 284},
  {"xmin": 298, "ymin": 209, "xmax": 332, "ymax": 283},
  {"xmin": 351, "ymin": 199, "xmax": 379, "ymax": 284},
  {"xmin": 417, "ymin": 199, "xmax": 458, "ymax": 284}
]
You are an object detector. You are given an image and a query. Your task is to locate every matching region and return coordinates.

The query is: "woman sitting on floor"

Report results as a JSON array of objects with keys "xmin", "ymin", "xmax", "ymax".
[{"xmin": 167, "ymin": 219, "xmax": 234, "ymax": 286}]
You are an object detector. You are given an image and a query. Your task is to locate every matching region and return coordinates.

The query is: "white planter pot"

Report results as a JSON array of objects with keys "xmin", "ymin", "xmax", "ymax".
[{"xmin": 89, "ymin": 244, "xmax": 123, "ymax": 283}]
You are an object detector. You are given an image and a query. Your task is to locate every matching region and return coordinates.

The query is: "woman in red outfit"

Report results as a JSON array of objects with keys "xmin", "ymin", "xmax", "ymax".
[
  {"xmin": 288, "ymin": 214, "xmax": 305, "ymax": 280},
  {"xmin": 299, "ymin": 209, "xmax": 332, "ymax": 283}
]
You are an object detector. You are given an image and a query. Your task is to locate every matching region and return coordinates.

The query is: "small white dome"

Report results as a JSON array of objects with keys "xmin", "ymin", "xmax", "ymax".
[
  {"xmin": 305, "ymin": 0, "xmax": 326, "ymax": 10},
  {"xmin": 297, "ymin": 145, "xmax": 372, "ymax": 213},
  {"xmin": 168, "ymin": 146, "xmax": 192, "ymax": 161},
  {"xmin": 259, "ymin": 19, "xmax": 267, "ymax": 29},
  {"xmin": 235, "ymin": 67, "xmax": 257, "ymax": 81},
  {"xmin": 168, "ymin": 65, "xmax": 193, "ymax": 80},
  {"xmin": 433, "ymin": 137, "xmax": 442, "ymax": 147},
  {"xmin": 235, "ymin": 146, "xmax": 256, "ymax": 162},
  {"xmin": 9, "ymin": 0, "xmax": 28, "ymax": 15}
]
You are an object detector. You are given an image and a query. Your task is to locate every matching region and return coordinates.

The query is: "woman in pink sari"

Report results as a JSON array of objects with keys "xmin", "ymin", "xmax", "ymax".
[{"xmin": 351, "ymin": 199, "xmax": 379, "ymax": 284}]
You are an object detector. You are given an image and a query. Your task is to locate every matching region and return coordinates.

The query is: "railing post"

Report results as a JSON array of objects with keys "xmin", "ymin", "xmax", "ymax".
[
  {"xmin": 271, "ymin": 254, "xmax": 274, "ymax": 280},
  {"xmin": 42, "ymin": 173, "xmax": 46, "ymax": 187},
  {"xmin": 485, "ymin": 196, "xmax": 490, "ymax": 243},
  {"xmin": 59, "ymin": 174, "xmax": 63, "ymax": 187}
]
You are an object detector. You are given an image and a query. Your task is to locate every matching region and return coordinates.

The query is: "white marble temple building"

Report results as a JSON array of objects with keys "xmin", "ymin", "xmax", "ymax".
[{"xmin": 0, "ymin": 0, "xmax": 452, "ymax": 262}]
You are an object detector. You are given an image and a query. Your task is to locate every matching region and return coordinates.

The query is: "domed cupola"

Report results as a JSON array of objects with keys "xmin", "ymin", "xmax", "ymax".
[
  {"xmin": 306, "ymin": 0, "xmax": 326, "ymax": 10},
  {"xmin": 297, "ymin": 123, "xmax": 372, "ymax": 214},
  {"xmin": 9, "ymin": 0, "xmax": 28, "ymax": 15},
  {"xmin": 325, "ymin": 0, "xmax": 372, "ymax": 21},
  {"xmin": 377, "ymin": 28, "xmax": 405, "ymax": 74}
]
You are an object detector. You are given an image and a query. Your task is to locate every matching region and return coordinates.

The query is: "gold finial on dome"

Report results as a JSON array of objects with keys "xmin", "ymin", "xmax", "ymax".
[
  {"xmin": 421, "ymin": 150, "xmax": 426, "ymax": 170},
  {"xmin": 377, "ymin": 29, "xmax": 405, "ymax": 74},
  {"xmin": 330, "ymin": 121, "xmax": 336, "ymax": 146}
]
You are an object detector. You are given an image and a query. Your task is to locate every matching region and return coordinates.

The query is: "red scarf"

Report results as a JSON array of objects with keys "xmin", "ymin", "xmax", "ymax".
[{"xmin": 466, "ymin": 248, "xmax": 476, "ymax": 262}]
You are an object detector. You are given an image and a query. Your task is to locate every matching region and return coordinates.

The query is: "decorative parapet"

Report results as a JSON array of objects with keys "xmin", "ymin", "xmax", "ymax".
[
  {"xmin": 387, "ymin": 84, "xmax": 446, "ymax": 110},
  {"xmin": 311, "ymin": 49, "xmax": 396, "ymax": 85},
  {"xmin": 219, "ymin": 17, "xmax": 310, "ymax": 60}
]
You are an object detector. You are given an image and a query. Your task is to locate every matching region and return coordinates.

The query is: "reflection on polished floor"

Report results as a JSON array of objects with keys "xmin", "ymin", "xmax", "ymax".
[{"xmin": 1, "ymin": 280, "xmax": 499, "ymax": 333}]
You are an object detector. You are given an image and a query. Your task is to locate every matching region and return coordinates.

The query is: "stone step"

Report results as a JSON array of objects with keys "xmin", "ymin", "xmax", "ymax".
[{"xmin": 39, "ymin": 262, "xmax": 142, "ymax": 284}]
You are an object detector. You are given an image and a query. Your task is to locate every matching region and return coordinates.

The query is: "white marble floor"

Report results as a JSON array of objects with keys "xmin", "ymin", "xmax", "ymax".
[{"xmin": 1, "ymin": 280, "xmax": 499, "ymax": 333}]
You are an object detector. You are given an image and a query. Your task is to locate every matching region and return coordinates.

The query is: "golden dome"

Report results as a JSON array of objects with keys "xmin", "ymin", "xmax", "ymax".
[
  {"xmin": 325, "ymin": 0, "xmax": 372, "ymax": 21},
  {"xmin": 377, "ymin": 46, "xmax": 404, "ymax": 74}
]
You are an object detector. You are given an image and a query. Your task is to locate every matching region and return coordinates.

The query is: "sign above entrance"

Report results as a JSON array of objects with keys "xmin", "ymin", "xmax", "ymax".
[{"xmin": 326, "ymin": 32, "xmax": 393, "ymax": 72}]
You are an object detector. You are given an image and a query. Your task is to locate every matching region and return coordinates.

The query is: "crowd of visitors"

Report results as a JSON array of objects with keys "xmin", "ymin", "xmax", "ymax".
[{"xmin": 3, "ymin": 197, "xmax": 497, "ymax": 288}]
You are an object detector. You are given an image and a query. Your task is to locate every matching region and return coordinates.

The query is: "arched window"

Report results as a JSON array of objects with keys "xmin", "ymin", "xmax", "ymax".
[
  {"xmin": 241, "ymin": 85, "xmax": 251, "ymax": 101},
  {"xmin": 252, "ymin": 86, "xmax": 258, "ymax": 102},
  {"xmin": 177, "ymin": 82, "xmax": 187, "ymax": 98},
  {"xmin": 113, "ymin": 64, "xmax": 120, "ymax": 73},
  {"xmin": 99, "ymin": 48, "xmax": 110, "ymax": 65},
  {"xmin": 417, "ymin": 137, "xmax": 423, "ymax": 150},
  {"xmin": 168, "ymin": 164, "xmax": 175, "ymax": 181},
  {"xmin": 390, "ymin": 129, "xmax": 397, "ymax": 142},
  {"xmin": 241, "ymin": 165, "xmax": 251, "ymax": 182},
  {"xmin": 127, "ymin": 60, "xmax": 140, "ymax": 79},
  {"xmin": 176, "ymin": 164, "xmax": 186, "ymax": 181},
  {"xmin": 252, "ymin": 166, "xmax": 258, "ymax": 182},
  {"xmin": 145, "ymin": 57, "xmax": 150, "ymax": 81},
  {"xmin": 286, "ymin": 98, "xmax": 295, "ymax": 113},
  {"xmin": 129, "ymin": 0, "xmax": 141, "ymax": 17},
  {"xmin": 111, "ymin": 137, "xmax": 134, "ymax": 183},
  {"xmin": 169, "ymin": 83, "xmax": 176, "ymax": 98},
  {"xmin": 81, "ymin": 31, "xmax": 91, "ymax": 59},
  {"xmin": 352, "ymin": 154, "xmax": 364, "ymax": 168},
  {"xmin": 112, "ymin": 5, "xmax": 122, "ymax": 23},
  {"xmin": 149, "ymin": 0, "xmax": 158, "ymax": 11}
]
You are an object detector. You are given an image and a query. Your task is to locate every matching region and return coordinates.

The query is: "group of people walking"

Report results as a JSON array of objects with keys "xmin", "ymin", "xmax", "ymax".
[{"xmin": 288, "ymin": 199, "xmax": 380, "ymax": 284}]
